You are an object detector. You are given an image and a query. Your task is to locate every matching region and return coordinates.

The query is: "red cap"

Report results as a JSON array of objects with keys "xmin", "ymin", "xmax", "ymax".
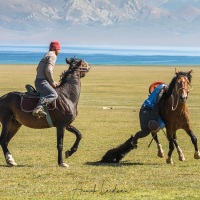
[
  {"xmin": 149, "ymin": 81, "xmax": 165, "ymax": 94},
  {"xmin": 49, "ymin": 41, "xmax": 61, "ymax": 51}
]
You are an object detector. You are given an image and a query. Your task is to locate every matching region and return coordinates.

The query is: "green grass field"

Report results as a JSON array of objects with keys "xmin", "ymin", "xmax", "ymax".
[{"xmin": 0, "ymin": 65, "xmax": 200, "ymax": 200}]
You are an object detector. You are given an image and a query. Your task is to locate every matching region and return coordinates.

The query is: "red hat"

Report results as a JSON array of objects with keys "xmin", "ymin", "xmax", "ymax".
[
  {"xmin": 149, "ymin": 80, "xmax": 165, "ymax": 94},
  {"xmin": 49, "ymin": 41, "xmax": 61, "ymax": 51}
]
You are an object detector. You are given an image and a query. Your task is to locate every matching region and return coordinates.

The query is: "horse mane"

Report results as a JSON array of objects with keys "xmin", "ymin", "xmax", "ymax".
[
  {"xmin": 58, "ymin": 69, "xmax": 74, "ymax": 87},
  {"xmin": 58, "ymin": 58, "xmax": 83, "ymax": 87}
]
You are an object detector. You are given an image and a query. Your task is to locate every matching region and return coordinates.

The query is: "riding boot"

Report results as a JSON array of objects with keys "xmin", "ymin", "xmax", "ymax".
[
  {"xmin": 32, "ymin": 97, "xmax": 47, "ymax": 119},
  {"xmin": 32, "ymin": 105, "xmax": 47, "ymax": 119}
]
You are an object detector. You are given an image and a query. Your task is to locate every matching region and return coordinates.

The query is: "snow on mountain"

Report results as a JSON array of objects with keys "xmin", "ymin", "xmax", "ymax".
[
  {"xmin": 0, "ymin": 0, "xmax": 200, "ymax": 46},
  {"xmin": 64, "ymin": 0, "xmax": 146, "ymax": 25}
]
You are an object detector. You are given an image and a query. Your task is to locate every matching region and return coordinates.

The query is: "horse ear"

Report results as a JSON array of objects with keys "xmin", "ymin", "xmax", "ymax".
[
  {"xmin": 188, "ymin": 69, "xmax": 193, "ymax": 74},
  {"xmin": 175, "ymin": 68, "xmax": 179, "ymax": 75},
  {"xmin": 77, "ymin": 59, "xmax": 82, "ymax": 66},
  {"xmin": 66, "ymin": 58, "xmax": 71, "ymax": 64}
]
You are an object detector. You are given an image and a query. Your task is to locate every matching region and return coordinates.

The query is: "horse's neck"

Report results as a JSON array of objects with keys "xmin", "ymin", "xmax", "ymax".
[
  {"xmin": 163, "ymin": 91, "xmax": 186, "ymax": 115},
  {"xmin": 57, "ymin": 73, "xmax": 81, "ymax": 105}
]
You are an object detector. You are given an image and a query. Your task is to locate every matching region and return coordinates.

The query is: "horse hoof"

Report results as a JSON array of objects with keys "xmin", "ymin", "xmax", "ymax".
[
  {"xmin": 59, "ymin": 163, "xmax": 69, "ymax": 168},
  {"xmin": 7, "ymin": 161, "xmax": 17, "ymax": 167},
  {"xmin": 157, "ymin": 144, "xmax": 164, "ymax": 158},
  {"xmin": 5, "ymin": 153, "xmax": 17, "ymax": 166},
  {"xmin": 179, "ymin": 155, "xmax": 185, "ymax": 161},
  {"xmin": 158, "ymin": 151, "xmax": 164, "ymax": 158},
  {"xmin": 179, "ymin": 154, "xmax": 186, "ymax": 161},
  {"xmin": 177, "ymin": 147, "xmax": 185, "ymax": 161},
  {"xmin": 194, "ymin": 151, "xmax": 200, "ymax": 159},
  {"xmin": 166, "ymin": 157, "xmax": 173, "ymax": 164}
]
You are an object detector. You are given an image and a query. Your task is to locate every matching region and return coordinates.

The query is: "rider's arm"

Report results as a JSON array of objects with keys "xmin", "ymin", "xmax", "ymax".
[
  {"xmin": 162, "ymin": 76, "xmax": 177, "ymax": 99},
  {"xmin": 150, "ymin": 87, "xmax": 165, "ymax": 120},
  {"xmin": 45, "ymin": 56, "xmax": 56, "ymax": 85}
]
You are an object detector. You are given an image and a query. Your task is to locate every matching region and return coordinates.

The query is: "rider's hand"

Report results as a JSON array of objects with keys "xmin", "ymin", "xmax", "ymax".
[
  {"xmin": 162, "ymin": 86, "xmax": 168, "ymax": 92},
  {"xmin": 52, "ymin": 81, "xmax": 58, "ymax": 88}
]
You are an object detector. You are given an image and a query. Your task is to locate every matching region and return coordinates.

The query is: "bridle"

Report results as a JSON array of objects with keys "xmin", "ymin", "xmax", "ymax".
[
  {"xmin": 79, "ymin": 61, "xmax": 90, "ymax": 73},
  {"xmin": 68, "ymin": 59, "xmax": 90, "ymax": 75},
  {"xmin": 171, "ymin": 75, "xmax": 193, "ymax": 111}
]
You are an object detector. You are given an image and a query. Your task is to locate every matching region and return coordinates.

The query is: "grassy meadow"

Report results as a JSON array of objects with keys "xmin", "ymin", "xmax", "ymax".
[{"xmin": 0, "ymin": 64, "xmax": 200, "ymax": 199}]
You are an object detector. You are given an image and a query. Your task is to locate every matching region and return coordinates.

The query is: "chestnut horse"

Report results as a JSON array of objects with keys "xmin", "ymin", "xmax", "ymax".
[
  {"xmin": 153, "ymin": 69, "xmax": 200, "ymax": 164},
  {"xmin": 0, "ymin": 58, "xmax": 90, "ymax": 167}
]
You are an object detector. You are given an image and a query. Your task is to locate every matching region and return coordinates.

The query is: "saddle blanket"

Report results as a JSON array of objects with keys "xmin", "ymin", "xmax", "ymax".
[{"xmin": 20, "ymin": 95, "xmax": 56, "ymax": 112}]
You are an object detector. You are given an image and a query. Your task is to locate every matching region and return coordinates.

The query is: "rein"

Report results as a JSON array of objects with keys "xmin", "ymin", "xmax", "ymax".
[
  {"xmin": 171, "ymin": 88, "xmax": 186, "ymax": 111},
  {"xmin": 171, "ymin": 94, "xmax": 179, "ymax": 111}
]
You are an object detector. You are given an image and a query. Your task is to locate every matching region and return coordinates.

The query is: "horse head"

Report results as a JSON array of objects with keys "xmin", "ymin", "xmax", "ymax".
[
  {"xmin": 66, "ymin": 57, "xmax": 91, "ymax": 78},
  {"xmin": 174, "ymin": 68, "xmax": 193, "ymax": 103}
]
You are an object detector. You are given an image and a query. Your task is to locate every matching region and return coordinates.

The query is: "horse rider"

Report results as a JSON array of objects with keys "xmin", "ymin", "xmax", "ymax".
[
  {"xmin": 132, "ymin": 76, "xmax": 177, "ymax": 146},
  {"xmin": 32, "ymin": 40, "xmax": 60, "ymax": 118}
]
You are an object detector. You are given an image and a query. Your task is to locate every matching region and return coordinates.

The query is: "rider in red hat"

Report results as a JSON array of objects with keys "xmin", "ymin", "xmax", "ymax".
[
  {"xmin": 32, "ymin": 40, "xmax": 61, "ymax": 118},
  {"xmin": 49, "ymin": 41, "xmax": 61, "ymax": 52}
]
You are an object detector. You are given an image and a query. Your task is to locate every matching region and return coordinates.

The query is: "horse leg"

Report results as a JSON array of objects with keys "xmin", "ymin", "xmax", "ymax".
[
  {"xmin": 65, "ymin": 125, "xmax": 82, "ymax": 158},
  {"xmin": 6, "ymin": 118, "xmax": 22, "ymax": 144},
  {"xmin": 0, "ymin": 123, "xmax": 17, "ymax": 167},
  {"xmin": 6, "ymin": 119, "xmax": 22, "ymax": 166},
  {"xmin": 151, "ymin": 132, "xmax": 164, "ymax": 158},
  {"xmin": 0, "ymin": 111, "xmax": 19, "ymax": 166},
  {"xmin": 56, "ymin": 125, "xmax": 69, "ymax": 167},
  {"xmin": 173, "ymin": 138, "xmax": 185, "ymax": 161},
  {"xmin": 166, "ymin": 138, "xmax": 175, "ymax": 164},
  {"xmin": 185, "ymin": 130, "xmax": 200, "ymax": 159}
]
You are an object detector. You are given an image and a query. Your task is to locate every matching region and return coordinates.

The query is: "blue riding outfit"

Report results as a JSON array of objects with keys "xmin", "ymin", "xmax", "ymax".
[
  {"xmin": 142, "ymin": 84, "xmax": 167, "ymax": 129},
  {"xmin": 133, "ymin": 76, "xmax": 177, "ymax": 145}
]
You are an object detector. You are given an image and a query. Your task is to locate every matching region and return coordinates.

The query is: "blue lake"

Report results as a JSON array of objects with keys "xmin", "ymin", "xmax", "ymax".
[{"xmin": 0, "ymin": 45, "xmax": 200, "ymax": 65}]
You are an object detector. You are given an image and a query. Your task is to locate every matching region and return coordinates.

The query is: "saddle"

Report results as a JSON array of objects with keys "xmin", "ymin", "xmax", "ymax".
[{"xmin": 20, "ymin": 84, "xmax": 56, "ymax": 112}]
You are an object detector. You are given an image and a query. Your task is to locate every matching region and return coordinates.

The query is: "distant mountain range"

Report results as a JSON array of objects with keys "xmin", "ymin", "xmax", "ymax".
[{"xmin": 1, "ymin": 0, "xmax": 200, "ymax": 47}]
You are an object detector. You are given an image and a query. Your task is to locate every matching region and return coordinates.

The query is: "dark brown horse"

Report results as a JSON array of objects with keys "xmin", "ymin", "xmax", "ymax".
[
  {"xmin": 0, "ymin": 58, "xmax": 90, "ymax": 167},
  {"xmin": 153, "ymin": 69, "xmax": 200, "ymax": 164}
]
